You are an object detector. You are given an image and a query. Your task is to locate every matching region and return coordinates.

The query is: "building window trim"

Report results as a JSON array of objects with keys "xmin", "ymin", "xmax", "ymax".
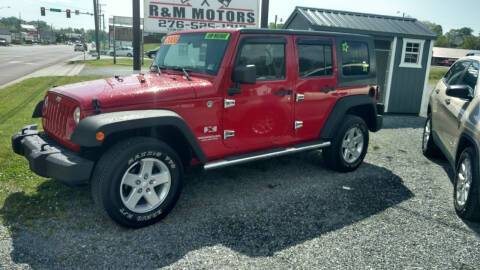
[{"xmin": 399, "ymin": 38, "xmax": 425, "ymax": 69}]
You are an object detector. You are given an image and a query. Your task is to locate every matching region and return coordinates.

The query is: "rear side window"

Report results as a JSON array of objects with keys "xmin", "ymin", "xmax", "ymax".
[
  {"xmin": 341, "ymin": 41, "xmax": 370, "ymax": 76},
  {"xmin": 236, "ymin": 43, "xmax": 285, "ymax": 81},
  {"xmin": 298, "ymin": 44, "xmax": 333, "ymax": 78}
]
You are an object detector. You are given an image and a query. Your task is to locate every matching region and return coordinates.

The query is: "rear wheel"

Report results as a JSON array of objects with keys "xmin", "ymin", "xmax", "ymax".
[
  {"xmin": 422, "ymin": 114, "xmax": 441, "ymax": 157},
  {"xmin": 453, "ymin": 147, "xmax": 480, "ymax": 221},
  {"xmin": 127, "ymin": 53, "xmax": 132, "ymax": 57},
  {"xmin": 91, "ymin": 137, "xmax": 183, "ymax": 228},
  {"xmin": 323, "ymin": 115, "xmax": 369, "ymax": 172}
]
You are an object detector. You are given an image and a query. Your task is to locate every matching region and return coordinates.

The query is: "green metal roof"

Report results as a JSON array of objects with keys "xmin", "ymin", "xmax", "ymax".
[{"xmin": 284, "ymin": 7, "xmax": 437, "ymax": 40}]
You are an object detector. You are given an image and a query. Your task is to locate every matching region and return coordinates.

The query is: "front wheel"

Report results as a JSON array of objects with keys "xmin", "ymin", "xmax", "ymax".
[
  {"xmin": 127, "ymin": 53, "xmax": 132, "ymax": 57},
  {"xmin": 323, "ymin": 115, "xmax": 369, "ymax": 172},
  {"xmin": 453, "ymin": 147, "xmax": 480, "ymax": 221},
  {"xmin": 422, "ymin": 114, "xmax": 441, "ymax": 157},
  {"xmin": 91, "ymin": 137, "xmax": 183, "ymax": 228}
]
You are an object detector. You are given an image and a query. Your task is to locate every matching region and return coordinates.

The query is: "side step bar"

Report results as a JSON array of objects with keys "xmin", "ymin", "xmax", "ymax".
[{"xmin": 204, "ymin": 141, "xmax": 331, "ymax": 170}]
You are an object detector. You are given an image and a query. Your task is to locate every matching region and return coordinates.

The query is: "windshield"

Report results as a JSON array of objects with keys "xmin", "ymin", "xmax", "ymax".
[{"xmin": 153, "ymin": 32, "xmax": 231, "ymax": 76}]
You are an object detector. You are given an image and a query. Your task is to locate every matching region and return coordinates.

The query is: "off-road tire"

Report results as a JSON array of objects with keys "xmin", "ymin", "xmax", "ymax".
[
  {"xmin": 323, "ymin": 115, "xmax": 369, "ymax": 172},
  {"xmin": 91, "ymin": 137, "xmax": 183, "ymax": 228},
  {"xmin": 422, "ymin": 114, "xmax": 441, "ymax": 158},
  {"xmin": 453, "ymin": 147, "xmax": 480, "ymax": 221}
]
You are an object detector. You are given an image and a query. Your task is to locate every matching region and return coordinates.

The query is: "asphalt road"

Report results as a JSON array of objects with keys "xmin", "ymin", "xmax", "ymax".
[
  {"xmin": 0, "ymin": 45, "xmax": 83, "ymax": 87},
  {"xmin": 0, "ymin": 116, "xmax": 479, "ymax": 269}
]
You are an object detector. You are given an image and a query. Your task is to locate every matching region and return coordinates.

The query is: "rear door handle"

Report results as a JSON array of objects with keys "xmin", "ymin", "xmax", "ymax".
[
  {"xmin": 445, "ymin": 99, "xmax": 451, "ymax": 105},
  {"xmin": 275, "ymin": 89, "xmax": 292, "ymax": 96}
]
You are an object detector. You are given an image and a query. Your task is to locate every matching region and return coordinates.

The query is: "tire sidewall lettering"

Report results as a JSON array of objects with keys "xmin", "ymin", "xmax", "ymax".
[{"xmin": 112, "ymin": 148, "xmax": 179, "ymax": 222}]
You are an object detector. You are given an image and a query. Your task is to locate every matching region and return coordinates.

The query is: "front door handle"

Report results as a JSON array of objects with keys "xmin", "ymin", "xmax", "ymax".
[
  {"xmin": 275, "ymin": 89, "xmax": 293, "ymax": 96},
  {"xmin": 445, "ymin": 99, "xmax": 451, "ymax": 105},
  {"xmin": 435, "ymin": 89, "xmax": 440, "ymax": 94}
]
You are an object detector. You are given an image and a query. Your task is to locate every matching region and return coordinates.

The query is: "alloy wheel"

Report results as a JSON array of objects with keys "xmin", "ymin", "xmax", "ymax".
[
  {"xmin": 120, "ymin": 158, "xmax": 171, "ymax": 213},
  {"xmin": 456, "ymin": 155, "xmax": 473, "ymax": 207},
  {"xmin": 341, "ymin": 127, "xmax": 364, "ymax": 164}
]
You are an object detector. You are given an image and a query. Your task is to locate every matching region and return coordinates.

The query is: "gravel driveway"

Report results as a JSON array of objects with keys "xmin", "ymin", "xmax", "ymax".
[{"xmin": 1, "ymin": 116, "xmax": 479, "ymax": 269}]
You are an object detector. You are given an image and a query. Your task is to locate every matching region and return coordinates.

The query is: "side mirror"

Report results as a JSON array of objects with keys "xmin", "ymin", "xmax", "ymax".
[
  {"xmin": 446, "ymin": 85, "xmax": 474, "ymax": 100},
  {"xmin": 232, "ymin": 65, "xmax": 256, "ymax": 84}
]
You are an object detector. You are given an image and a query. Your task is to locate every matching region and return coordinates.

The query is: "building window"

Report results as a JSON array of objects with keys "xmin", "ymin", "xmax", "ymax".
[{"xmin": 400, "ymin": 38, "xmax": 425, "ymax": 68}]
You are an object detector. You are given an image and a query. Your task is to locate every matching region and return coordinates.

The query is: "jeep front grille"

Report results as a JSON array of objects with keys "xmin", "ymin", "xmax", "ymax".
[{"xmin": 43, "ymin": 93, "xmax": 77, "ymax": 141}]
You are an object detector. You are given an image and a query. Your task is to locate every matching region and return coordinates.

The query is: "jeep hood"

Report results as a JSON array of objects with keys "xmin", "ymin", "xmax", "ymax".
[{"xmin": 49, "ymin": 73, "xmax": 213, "ymax": 110}]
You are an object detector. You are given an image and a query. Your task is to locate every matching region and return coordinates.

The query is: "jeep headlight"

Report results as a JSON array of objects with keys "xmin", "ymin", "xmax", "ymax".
[{"xmin": 73, "ymin": 107, "xmax": 81, "ymax": 124}]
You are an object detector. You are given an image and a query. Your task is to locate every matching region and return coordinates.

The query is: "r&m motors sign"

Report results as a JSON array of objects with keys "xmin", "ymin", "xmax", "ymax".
[{"xmin": 144, "ymin": 0, "xmax": 260, "ymax": 33}]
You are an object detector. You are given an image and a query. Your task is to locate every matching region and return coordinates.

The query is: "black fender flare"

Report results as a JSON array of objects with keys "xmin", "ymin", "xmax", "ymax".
[
  {"xmin": 70, "ymin": 110, "xmax": 207, "ymax": 163},
  {"xmin": 319, "ymin": 95, "xmax": 381, "ymax": 140}
]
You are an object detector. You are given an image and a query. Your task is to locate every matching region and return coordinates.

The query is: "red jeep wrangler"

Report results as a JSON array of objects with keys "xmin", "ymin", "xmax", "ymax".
[{"xmin": 12, "ymin": 29, "xmax": 383, "ymax": 228}]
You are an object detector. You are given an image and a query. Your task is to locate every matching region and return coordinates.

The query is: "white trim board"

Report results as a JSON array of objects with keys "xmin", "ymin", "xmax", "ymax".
[
  {"xmin": 419, "ymin": 40, "xmax": 434, "ymax": 117},
  {"xmin": 383, "ymin": 36, "xmax": 397, "ymax": 113}
]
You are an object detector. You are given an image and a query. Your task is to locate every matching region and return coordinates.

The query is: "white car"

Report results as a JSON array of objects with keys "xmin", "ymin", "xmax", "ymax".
[
  {"xmin": 74, "ymin": 43, "xmax": 86, "ymax": 52},
  {"xmin": 108, "ymin": 47, "xmax": 133, "ymax": 57}
]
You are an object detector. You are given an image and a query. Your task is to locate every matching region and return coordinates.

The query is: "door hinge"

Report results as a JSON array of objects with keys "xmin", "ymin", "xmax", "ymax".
[
  {"xmin": 294, "ymin": 121, "xmax": 303, "ymax": 130},
  {"xmin": 296, "ymin": 93, "xmax": 305, "ymax": 102},
  {"xmin": 224, "ymin": 99, "xmax": 236, "ymax": 109},
  {"xmin": 224, "ymin": 130, "xmax": 235, "ymax": 139}
]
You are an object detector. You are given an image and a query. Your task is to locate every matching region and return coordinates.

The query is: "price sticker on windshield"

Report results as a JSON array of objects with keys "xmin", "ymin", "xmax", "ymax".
[
  {"xmin": 205, "ymin": 33, "xmax": 231, "ymax": 40},
  {"xmin": 164, "ymin": 35, "xmax": 180, "ymax": 45}
]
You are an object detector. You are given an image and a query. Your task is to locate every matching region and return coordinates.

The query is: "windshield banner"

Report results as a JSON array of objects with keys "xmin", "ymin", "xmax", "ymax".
[{"xmin": 144, "ymin": 0, "xmax": 260, "ymax": 34}]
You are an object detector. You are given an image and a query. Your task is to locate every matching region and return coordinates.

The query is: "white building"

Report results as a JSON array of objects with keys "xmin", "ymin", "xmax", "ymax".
[{"xmin": 0, "ymin": 29, "xmax": 12, "ymax": 43}]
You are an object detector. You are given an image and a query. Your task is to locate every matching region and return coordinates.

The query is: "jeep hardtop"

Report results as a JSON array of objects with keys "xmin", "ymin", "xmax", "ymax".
[{"xmin": 12, "ymin": 28, "xmax": 383, "ymax": 228}]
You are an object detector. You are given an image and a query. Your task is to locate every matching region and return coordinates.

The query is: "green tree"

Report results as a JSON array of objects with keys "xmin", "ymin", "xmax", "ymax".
[
  {"xmin": 422, "ymin": 21, "xmax": 443, "ymax": 37},
  {"xmin": 0, "ymin": 16, "xmax": 24, "ymax": 30},
  {"xmin": 461, "ymin": 36, "xmax": 480, "ymax": 50},
  {"xmin": 268, "ymin": 22, "xmax": 284, "ymax": 29},
  {"xmin": 445, "ymin": 27, "xmax": 474, "ymax": 47},
  {"xmin": 434, "ymin": 35, "xmax": 450, "ymax": 48}
]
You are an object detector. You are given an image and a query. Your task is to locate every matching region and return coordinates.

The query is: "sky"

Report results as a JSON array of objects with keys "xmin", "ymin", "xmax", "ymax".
[{"xmin": 0, "ymin": 0, "xmax": 479, "ymax": 35}]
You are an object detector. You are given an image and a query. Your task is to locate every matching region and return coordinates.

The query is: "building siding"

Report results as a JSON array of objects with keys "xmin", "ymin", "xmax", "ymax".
[
  {"xmin": 286, "ymin": 14, "xmax": 312, "ymax": 30},
  {"xmin": 387, "ymin": 39, "xmax": 430, "ymax": 114}
]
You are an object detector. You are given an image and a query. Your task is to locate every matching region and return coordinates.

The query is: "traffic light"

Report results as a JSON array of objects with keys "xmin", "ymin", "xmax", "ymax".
[
  {"xmin": 66, "ymin": 9, "xmax": 71, "ymax": 18},
  {"xmin": 41, "ymin": 7, "xmax": 45, "ymax": 16}
]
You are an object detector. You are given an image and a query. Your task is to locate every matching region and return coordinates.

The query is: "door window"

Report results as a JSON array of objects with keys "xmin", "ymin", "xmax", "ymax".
[
  {"xmin": 236, "ymin": 43, "xmax": 285, "ymax": 81},
  {"xmin": 444, "ymin": 61, "xmax": 471, "ymax": 85},
  {"xmin": 460, "ymin": 61, "xmax": 479, "ymax": 90},
  {"xmin": 298, "ymin": 44, "xmax": 333, "ymax": 78}
]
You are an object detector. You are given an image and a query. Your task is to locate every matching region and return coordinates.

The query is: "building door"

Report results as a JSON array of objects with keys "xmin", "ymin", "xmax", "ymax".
[{"xmin": 374, "ymin": 40, "xmax": 392, "ymax": 104}]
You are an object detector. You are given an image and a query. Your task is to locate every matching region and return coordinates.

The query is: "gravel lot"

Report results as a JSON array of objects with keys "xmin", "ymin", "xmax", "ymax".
[{"xmin": 1, "ymin": 116, "xmax": 479, "ymax": 269}]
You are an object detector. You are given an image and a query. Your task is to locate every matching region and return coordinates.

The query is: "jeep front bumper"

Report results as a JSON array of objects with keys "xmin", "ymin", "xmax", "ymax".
[{"xmin": 11, "ymin": 125, "xmax": 93, "ymax": 185}]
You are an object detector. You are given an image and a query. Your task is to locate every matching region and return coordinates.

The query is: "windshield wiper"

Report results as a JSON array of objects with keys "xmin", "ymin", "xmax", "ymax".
[
  {"xmin": 171, "ymin": 67, "xmax": 192, "ymax": 81},
  {"xmin": 151, "ymin": 65, "xmax": 167, "ymax": 75}
]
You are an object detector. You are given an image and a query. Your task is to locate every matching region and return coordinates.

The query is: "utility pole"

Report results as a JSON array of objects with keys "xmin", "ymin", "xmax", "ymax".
[
  {"xmin": 132, "ymin": 0, "xmax": 141, "ymax": 71},
  {"xmin": 113, "ymin": 16, "xmax": 117, "ymax": 64},
  {"xmin": 261, "ymin": 0, "xmax": 269, "ymax": 28},
  {"xmin": 93, "ymin": 0, "xmax": 101, "ymax": 59}
]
